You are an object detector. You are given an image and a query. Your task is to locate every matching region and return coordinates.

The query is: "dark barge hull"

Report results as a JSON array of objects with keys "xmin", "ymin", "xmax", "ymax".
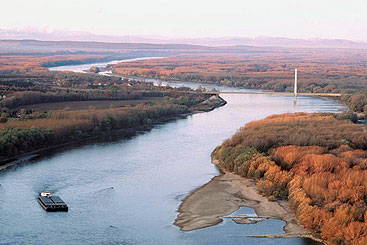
[{"xmin": 37, "ymin": 196, "xmax": 68, "ymax": 212}]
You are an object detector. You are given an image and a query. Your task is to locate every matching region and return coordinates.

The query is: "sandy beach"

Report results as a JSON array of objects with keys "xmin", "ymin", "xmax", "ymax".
[{"xmin": 174, "ymin": 158, "xmax": 322, "ymax": 243}]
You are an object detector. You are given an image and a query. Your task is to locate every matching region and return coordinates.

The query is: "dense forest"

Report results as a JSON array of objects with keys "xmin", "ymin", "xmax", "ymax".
[{"xmin": 213, "ymin": 113, "xmax": 367, "ymax": 244}]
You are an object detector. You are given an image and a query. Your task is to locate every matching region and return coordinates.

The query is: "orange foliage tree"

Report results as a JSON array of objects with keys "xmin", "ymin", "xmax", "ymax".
[{"xmin": 213, "ymin": 113, "xmax": 367, "ymax": 244}]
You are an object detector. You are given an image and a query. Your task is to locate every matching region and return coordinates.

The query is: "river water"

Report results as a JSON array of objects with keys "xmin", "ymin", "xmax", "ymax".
[
  {"xmin": 48, "ymin": 57, "xmax": 163, "ymax": 73},
  {"xmin": 0, "ymin": 61, "xmax": 345, "ymax": 245}
]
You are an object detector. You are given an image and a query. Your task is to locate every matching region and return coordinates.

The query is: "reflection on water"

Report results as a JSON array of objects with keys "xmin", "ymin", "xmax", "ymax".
[{"xmin": 0, "ymin": 63, "xmax": 343, "ymax": 244}]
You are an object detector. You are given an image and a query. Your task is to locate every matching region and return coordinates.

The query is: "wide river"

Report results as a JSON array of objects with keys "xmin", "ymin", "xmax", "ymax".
[{"xmin": 0, "ymin": 60, "xmax": 345, "ymax": 245}]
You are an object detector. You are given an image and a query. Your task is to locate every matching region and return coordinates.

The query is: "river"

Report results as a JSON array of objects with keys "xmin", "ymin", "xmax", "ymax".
[
  {"xmin": 48, "ymin": 57, "xmax": 163, "ymax": 73},
  {"xmin": 0, "ymin": 61, "xmax": 345, "ymax": 245}
]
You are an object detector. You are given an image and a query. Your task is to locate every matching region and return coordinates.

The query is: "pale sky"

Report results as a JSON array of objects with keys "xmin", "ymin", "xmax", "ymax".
[{"xmin": 1, "ymin": 0, "xmax": 367, "ymax": 40}]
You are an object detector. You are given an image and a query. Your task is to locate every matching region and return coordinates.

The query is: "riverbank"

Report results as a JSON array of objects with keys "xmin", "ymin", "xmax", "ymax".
[
  {"xmin": 0, "ymin": 95, "xmax": 226, "ymax": 171},
  {"xmin": 174, "ymin": 155, "xmax": 323, "ymax": 243},
  {"xmin": 203, "ymin": 113, "xmax": 367, "ymax": 244}
]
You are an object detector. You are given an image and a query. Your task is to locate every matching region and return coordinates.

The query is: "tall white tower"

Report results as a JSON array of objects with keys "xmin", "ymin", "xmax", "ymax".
[{"xmin": 294, "ymin": 69, "xmax": 298, "ymax": 97}]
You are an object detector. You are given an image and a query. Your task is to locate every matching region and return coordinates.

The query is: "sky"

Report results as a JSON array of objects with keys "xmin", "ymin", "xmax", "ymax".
[{"xmin": 1, "ymin": 0, "xmax": 367, "ymax": 40}]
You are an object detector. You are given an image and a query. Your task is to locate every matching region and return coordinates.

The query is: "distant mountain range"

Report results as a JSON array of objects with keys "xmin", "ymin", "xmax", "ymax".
[
  {"xmin": 0, "ymin": 39, "xmax": 271, "ymax": 54},
  {"xmin": 1, "ymin": 28, "xmax": 367, "ymax": 49}
]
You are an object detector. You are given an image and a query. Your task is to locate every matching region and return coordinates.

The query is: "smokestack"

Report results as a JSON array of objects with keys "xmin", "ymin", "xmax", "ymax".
[{"xmin": 294, "ymin": 69, "xmax": 298, "ymax": 97}]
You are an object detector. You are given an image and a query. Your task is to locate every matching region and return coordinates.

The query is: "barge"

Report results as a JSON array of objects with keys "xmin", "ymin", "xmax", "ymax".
[{"xmin": 37, "ymin": 192, "xmax": 68, "ymax": 212}]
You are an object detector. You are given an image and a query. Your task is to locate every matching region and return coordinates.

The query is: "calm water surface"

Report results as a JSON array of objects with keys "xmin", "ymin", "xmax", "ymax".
[{"xmin": 0, "ymin": 63, "xmax": 345, "ymax": 245}]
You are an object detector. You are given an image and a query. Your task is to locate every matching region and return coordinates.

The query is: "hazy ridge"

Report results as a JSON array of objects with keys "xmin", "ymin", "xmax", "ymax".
[{"xmin": 1, "ymin": 28, "xmax": 367, "ymax": 49}]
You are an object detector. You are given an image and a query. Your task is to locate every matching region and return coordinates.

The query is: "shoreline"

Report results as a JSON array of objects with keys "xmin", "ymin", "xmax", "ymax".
[
  {"xmin": 0, "ymin": 96, "xmax": 226, "ymax": 171},
  {"xmin": 174, "ymin": 157, "xmax": 323, "ymax": 244},
  {"xmin": 46, "ymin": 56, "xmax": 166, "ymax": 70}
]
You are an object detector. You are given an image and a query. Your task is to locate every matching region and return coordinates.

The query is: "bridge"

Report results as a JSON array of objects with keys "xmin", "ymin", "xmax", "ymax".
[
  {"xmin": 204, "ymin": 69, "xmax": 341, "ymax": 98},
  {"xmin": 203, "ymin": 91, "xmax": 341, "ymax": 97}
]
